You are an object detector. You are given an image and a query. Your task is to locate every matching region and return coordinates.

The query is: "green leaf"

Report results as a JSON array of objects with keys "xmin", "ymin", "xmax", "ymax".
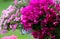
[
  {"xmin": 44, "ymin": 36, "xmax": 51, "ymax": 39},
  {"xmin": 54, "ymin": 24, "xmax": 60, "ymax": 39}
]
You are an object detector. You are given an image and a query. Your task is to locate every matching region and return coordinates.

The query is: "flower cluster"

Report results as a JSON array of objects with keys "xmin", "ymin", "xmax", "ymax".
[
  {"xmin": 1, "ymin": 0, "xmax": 60, "ymax": 39},
  {"xmin": 1, "ymin": 35, "xmax": 18, "ymax": 39},
  {"xmin": 20, "ymin": 0, "xmax": 60, "ymax": 39},
  {"xmin": 0, "ymin": 5, "xmax": 21, "ymax": 34},
  {"xmin": 0, "ymin": 0, "xmax": 29, "ymax": 34},
  {"xmin": 0, "ymin": 0, "xmax": 30, "ymax": 35},
  {"xmin": 0, "ymin": 5, "xmax": 16, "ymax": 27}
]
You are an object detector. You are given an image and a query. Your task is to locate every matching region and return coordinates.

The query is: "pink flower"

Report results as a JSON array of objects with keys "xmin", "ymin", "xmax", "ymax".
[
  {"xmin": 7, "ymin": 5, "xmax": 16, "ymax": 11},
  {"xmin": 2, "ymin": 5, "xmax": 16, "ymax": 18},
  {"xmin": 13, "ymin": 24, "xmax": 18, "ymax": 31},
  {"xmin": 54, "ymin": 0, "xmax": 57, "ymax": 3},
  {"xmin": 20, "ymin": 0, "xmax": 59, "ymax": 39},
  {"xmin": 9, "ymin": 14, "xmax": 15, "ymax": 20},
  {"xmin": 10, "ymin": 24, "xmax": 18, "ymax": 31},
  {"xmin": 7, "ymin": 14, "xmax": 15, "ymax": 23},
  {"xmin": 13, "ymin": 24, "xmax": 17, "ymax": 29},
  {"xmin": 1, "ymin": 35, "xmax": 18, "ymax": 39},
  {"xmin": 10, "ymin": 25, "xmax": 13, "ymax": 29},
  {"xmin": 0, "ymin": 18, "xmax": 4, "ymax": 26},
  {"xmin": 14, "ymin": 0, "xmax": 18, "ymax": 5},
  {"xmin": 15, "ymin": 9, "xmax": 19, "ymax": 16},
  {"xmin": 3, "ymin": 19, "xmax": 8, "ymax": 25},
  {"xmin": 2, "ymin": 10, "xmax": 9, "ymax": 18},
  {"xmin": 58, "ymin": 0, "xmax": 60, "ymax": 2},
  {"xmin": 7, "ymin": 5, "xmax": 16, "ymax": 13},
  {"xmin": 0, "ymin": 26, "xmax": 2, "ymax": 31},
  {"xmin": 14, "ymin": 17, "xmax": 20, "ymax": 21},
  {"xmin": 2, "ymin": 10, "xmax": 8, "ymax": 14}
]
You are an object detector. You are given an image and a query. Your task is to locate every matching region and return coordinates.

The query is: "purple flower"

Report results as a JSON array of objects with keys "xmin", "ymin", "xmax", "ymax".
[
  {"xmin": 0, "ymin": 29, "xmax": 8, "ymax": 34},
  {"xmin": 4, "ymin": 25, "xmax": 7, "ymax": 29}
]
